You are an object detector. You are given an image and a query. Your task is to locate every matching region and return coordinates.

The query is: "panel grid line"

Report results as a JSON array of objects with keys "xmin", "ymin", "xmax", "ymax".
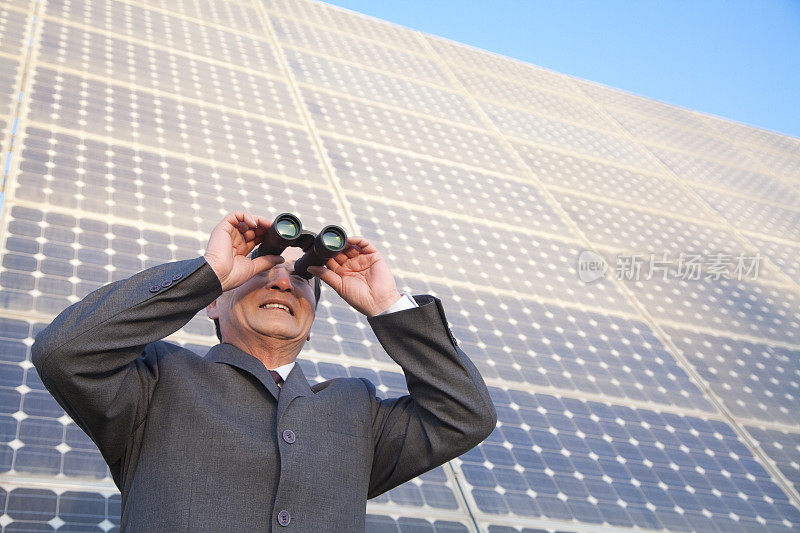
[{"xmin": 38, "ymin": 14, "xmax": 286, "ymax": 82}]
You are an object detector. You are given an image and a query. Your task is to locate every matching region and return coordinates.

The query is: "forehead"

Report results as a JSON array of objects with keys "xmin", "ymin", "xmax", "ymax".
[{"xmin": 281, "ymin": 247, "xmax": 304, "ymax": 264}]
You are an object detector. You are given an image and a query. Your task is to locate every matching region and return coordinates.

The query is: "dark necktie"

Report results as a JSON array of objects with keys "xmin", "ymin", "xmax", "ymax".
[{"xmin": 268, "ymin": 370, "xmax": 283, "ymax": 387}]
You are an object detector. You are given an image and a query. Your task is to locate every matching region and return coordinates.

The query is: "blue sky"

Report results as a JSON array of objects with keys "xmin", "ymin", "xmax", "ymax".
[{"xmin": 324, "ymin": 0, "xmax": 800, "ymax": 140}]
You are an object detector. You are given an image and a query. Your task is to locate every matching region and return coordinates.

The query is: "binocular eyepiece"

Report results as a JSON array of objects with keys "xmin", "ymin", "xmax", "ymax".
[{"xmin": 252, "ymin": 213, "xmax": 347, "ymax": 279}]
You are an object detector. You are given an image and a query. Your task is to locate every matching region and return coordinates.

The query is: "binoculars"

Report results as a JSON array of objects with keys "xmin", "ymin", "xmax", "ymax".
[{"xmin": 252, "ymin": 213, "xmax": 348, "ymax": 279}]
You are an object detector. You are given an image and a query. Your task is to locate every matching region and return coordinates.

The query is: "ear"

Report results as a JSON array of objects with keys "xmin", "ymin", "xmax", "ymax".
[{"xmin": 206, "ymin": 299, "xmax": 220, "ymax": 320}]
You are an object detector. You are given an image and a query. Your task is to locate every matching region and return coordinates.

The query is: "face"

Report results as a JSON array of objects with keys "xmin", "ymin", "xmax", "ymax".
[{"xmin": 210, "ymin": 247, "xmax": 316, "ymax": 346}]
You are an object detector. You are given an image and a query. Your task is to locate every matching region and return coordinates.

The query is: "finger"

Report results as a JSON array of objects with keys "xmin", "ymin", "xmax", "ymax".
[
  {"xmin": 243, "ymin": 211, "xmax": 259, "ymax": 228},
  {"xmin": 229, "ymin": 212, "xmax": 263, "ymax": 231},
  {"xmin": 253, "ymin": 219, "xmax": 270, "ymax": 235},
  {"xmin": 343, "ymin": 244, "xmax": 362, "ymax": 260},
  {"xmin": 225, "ymin": 211, "xmax": 248, "ymax": 227},
  {"xmin": 251, "ymin": 214, "xmax": 273, "ymax": 229},
  {"xmin": 238, "ymin": 213, "xmax": 273, "ymax": 243},
  {"xmin": 329, "ymin": 249, "xmax": 352, "ymax": 267},
  {"xmin": 307, "ymin": 265, "xmax": 342, "ymax": 292},
  {"xmin": 237, "ymin": 214, "xmax": 268, "ymax": 240},
  {"xmin": 251, "ymin": 254, "xmax": 284, "ymax": 273},
  {"xmin": 346, "ymin": 236, "xmax": 377, "ymax": 253}
]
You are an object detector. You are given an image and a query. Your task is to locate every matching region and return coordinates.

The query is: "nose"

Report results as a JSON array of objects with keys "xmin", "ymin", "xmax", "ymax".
[{"xmin": 268, "ymin": 269, "xmax": 292, "ymax": 293}]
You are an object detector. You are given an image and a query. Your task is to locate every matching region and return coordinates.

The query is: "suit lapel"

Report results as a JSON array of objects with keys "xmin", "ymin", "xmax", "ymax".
[
  {"xmin": 205, "ymin": 343, "xmax": 281, "ymax": 401},
  {"xmin": 276, "ymin": 362, "xmax": 312, "ymax": 424}
]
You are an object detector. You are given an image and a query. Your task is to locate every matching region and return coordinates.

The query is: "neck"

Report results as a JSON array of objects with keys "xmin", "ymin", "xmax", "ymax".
[{"xmin": 222, "ymin": 333, "xmax": 303, "ymax": 370}]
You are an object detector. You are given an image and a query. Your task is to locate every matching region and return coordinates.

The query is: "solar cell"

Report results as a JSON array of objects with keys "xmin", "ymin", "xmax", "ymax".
[
  {"xmin": 746, "ymin": 427, "xmax": 800, "ymax": 499},
  {"xmin": 649, "ymin": 146, "xmax": 800, "ymax": 206},
  {"xmin": 608, "ymin": 109, "xmax": 761, "ymax": 169},
  {"xmin": 701, "ymin": 114, "xmax": 800, "ymax": 155},
  {"xmin": 324, "ymin": 137, "xmax": 566, "ymax": 235},
  {"xmin": 746, "ymin": 236, "xmax": 800, "ymax": 281},
  {"xmin": 740, "ymin": 148, "xmax": 800, "ymax": 182},
  {"xmin": 486, "ymin": 104, "xmax": 662, "ymax": 172},
  {"xmin": 134, "ymin": 0, "xmax": 263, "ymax": 33},
  {"xmin": 396, "ymin": 277, "xmax": 712, "ymax": 411},
  {"xmin": 663, "ymin": 327, "xmax": 800, "ymax": 426},
  {"xmin": 0, "ymin": 487, "xmax": 120, "ymax": 531},
  {"xmin": 37, "ymin": 20, "xmax": 298, "ymax": 122},
  {"xmin": 454, "ymin": 70, "xmax": 614, "ymax": 131},
  {"xmin": 549, "ymin": 195, "xmax": 788, "ymax": 286},
  {"xmin": 0, "ymin": 57, "xmax": 21, "ymax": 119},
  {"xmin": 458, "ymin": 387, "xmax": 800, "ymax": 530},
  {"xmin": 0, "ymin": 5, "xmax": 30, "ymax": 57},
  {"xmin": 351, "ymin": 201, "xmax": 634, "ymax": 311},
  {"xmin": 265, "ymin": 0, "xmax": 427, "ymax": 54},
  {"xmin": 576, "ymin": 80, "xmax": 712, "ymax": 131},
  {"xmin": 365, "ymin": 515, "xmax": 472, "ymax": 533},
  {"xmin": 45, "ymin": 0, "xmax": 278, "ymax": 70},
  {"xmin": 270, "ymin": 15, "xmax": 449, "ymax": 87},
  {"xmin": 27, "ymin": 68, "xmax": 322, "ymax": 176},
  {"xmin": 519, "ymin": 145, "xmax": 712, "ymax": 215},
  {"xmin": 427, "ymin": 36, "xmax": 577, "ymax": 96},
  {"xmin": 691, "ymin": 189, "xmax": 800, "ymax": 242},
  {"xmin": 627, "ymin": 277, "xmax": 800, "ymax": 344},
  {"xmin": 12, "ymin": 127, "xmax": 338, "ymax": 230},
  {"xmin": 302, "ymin": 88, "xmax": 520, "ymax": 175},
  {"xmin": 286, "ymin": 49, "xmax": 481, "ymax": 125}
]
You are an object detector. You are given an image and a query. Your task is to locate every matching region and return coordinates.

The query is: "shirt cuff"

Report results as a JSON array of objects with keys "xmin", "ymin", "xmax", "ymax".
[{"xmin": 378, "ymin": 293, "xmax": 419, "ymax": 316}]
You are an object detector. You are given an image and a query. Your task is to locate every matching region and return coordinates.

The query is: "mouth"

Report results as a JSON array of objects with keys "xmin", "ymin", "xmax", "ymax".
[{"xmin": 258, "ymin": 302, "xmax": 294, "ymax": 316}]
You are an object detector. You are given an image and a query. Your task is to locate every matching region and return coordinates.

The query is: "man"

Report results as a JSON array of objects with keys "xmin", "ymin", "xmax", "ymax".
[{"xmin": 32, "ymin": 211, "xmax": 497, "ymax": 532}]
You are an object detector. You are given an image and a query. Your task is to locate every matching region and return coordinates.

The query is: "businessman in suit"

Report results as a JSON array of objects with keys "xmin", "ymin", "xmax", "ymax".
[{"xmin": 32, "ymin": 211, "xmax": 497, "ymax": 532}]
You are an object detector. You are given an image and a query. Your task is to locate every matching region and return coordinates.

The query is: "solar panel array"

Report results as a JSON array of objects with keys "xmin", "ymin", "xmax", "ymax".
[{"xmin": 0, "ymin": 0, "xmax": 799, "ymax": 531}]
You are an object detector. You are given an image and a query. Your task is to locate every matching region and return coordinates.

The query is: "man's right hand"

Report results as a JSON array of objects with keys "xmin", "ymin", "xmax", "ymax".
[{"xmin": 203, "ymin": 211, "xmax": 285, "ymax": 292}]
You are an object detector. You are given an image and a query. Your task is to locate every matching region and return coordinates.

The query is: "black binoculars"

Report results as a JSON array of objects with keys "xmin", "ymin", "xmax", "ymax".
[{"xmin": 252, "ymin": 213, "xmax": 348, "ymax": 279}]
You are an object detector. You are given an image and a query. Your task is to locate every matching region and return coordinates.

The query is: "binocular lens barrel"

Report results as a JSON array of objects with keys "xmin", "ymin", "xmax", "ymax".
[
  {"xmin": 275, "ymin": 217, "xmax": 300, "ymax": 239},
  {"xmin": 254, "ymin": 213, "xmax": 303, "ymax": 258},
  {"xmin": 294, "ymin": 225, "xmax": 348, "ymax": 279},
  {"xmin": 320, "ymin": 229, "xmax": 345, "ymax": 250}
]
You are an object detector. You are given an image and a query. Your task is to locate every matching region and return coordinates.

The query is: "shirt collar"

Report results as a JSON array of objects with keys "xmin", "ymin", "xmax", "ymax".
[
  {"xmin": 205, "ymin": 343, "xmax": 308, "ymax": 401},
  {"xmin": 269, "ymin": 361, "xmax": 295, "ymax": 382}
]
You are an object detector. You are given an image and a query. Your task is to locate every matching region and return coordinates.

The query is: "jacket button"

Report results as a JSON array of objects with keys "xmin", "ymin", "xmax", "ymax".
[
  {"xmin": 160, "ymin": 280, "xmax": 172, "ymax": 288},
  {"xmin": 149, "ymin": 285, "xmax": 161, "ymax": 293},
  {"xmin": 277, "ymin": 510, "xmax": 291, "ymax": 526},
  {"xmin": 282, "ymin": 430, "xmax": 296, "ymax": 444},
  {"xmin": 172, "ymin": 273, "xmax": 183, "ymax": 281}
]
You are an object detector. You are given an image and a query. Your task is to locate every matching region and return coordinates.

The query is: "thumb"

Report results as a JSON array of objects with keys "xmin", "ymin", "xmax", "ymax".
[
  {"xmin": 307, "ymin": 265, "xmax": 342, "ymax": 292},
  {"xmin": 251, "ymin": 255, "xmax": 284, "ymax": 273}
]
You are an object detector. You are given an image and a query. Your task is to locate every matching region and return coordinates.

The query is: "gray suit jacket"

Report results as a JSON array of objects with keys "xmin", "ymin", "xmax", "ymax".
[{"xmin": 31, "ymin": 257, "xmax": 496, "ymax": 532}]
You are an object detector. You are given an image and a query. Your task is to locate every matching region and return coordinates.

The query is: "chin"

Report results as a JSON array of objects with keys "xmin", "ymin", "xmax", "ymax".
[{"xmin": 253, "ymin": 326, "xmax": 304, "ymax": 341}]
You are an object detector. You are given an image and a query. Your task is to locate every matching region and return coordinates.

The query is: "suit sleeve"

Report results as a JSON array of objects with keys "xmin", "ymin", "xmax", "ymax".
[
  {"xmin": 30, "ymin": 257, "xmax": 222, "ymax": 470},
  {"xmin": 364, "ymin": 295, "xmax": 497, "ymax": 498}
]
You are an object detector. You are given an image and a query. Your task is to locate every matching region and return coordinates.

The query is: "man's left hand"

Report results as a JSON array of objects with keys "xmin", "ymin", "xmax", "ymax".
[{"xmin": 307, "ymin": 237, "xmax": 401, "ymax": 317}]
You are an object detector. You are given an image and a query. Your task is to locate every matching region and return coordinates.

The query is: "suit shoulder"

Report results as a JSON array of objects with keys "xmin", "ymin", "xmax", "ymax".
[
  {"xmin": 145, "ymin": 340, "xmax": 208, "ymax": 368},
  {"xmin": 310, "ymin": 376, "xmax": 373, "ymax": 395}
]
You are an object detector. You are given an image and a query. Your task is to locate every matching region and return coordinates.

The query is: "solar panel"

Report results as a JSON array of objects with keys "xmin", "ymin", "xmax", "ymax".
[
  {"xmin": 649, "ymin": 146, "xmax": 800, "ymax": 205},
  {"xmin": 662, "ymin": 328, "xmax": 800, "ymax": 427},
  {"xmin": 746, "ymin": 427, "xmax": 800, "ymax": 499},
  {"xmin": 1, "ymin": 0, "xmax": 799, "ymax": 530}
]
